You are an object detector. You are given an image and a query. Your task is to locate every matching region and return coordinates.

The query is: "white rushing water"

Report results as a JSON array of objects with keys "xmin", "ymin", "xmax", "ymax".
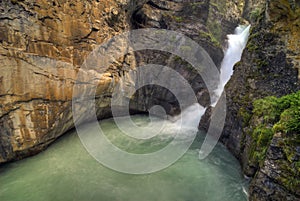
[
  {"xmin": 195, "ymin": 25, "xmax": 250, "ymax": 167},
  {"xmin": 168, "ymin": 103, "xmax": 205, "ymax": 128},
  {"xmin": 212, "ymin": 25, "xmax": 251, "ymax": 106},
  {"xmin": 166, "ymin": 24, "xmax": 251, "ymax": 140}
]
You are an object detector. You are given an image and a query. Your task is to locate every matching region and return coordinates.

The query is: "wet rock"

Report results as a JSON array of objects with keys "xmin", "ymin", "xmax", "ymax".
[
  {"xmin": 249, "ymin": 132, "xmax": 300, "ymax": 200},
  {"xmin": 222, "ymin": 0, "xmax": 300, "ymax": 200}
]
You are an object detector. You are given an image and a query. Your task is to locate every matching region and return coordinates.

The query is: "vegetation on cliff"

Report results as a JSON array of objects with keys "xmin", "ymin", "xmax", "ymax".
[
  {"xmin": 250, "ymin": 91, "xmax": 300, "ymax": 192},
  {"xmin": 248, "ymin": 91, "xmax": 300, "ymax": 167},
  {"xmin": 223, "ymin": 1, "xmax": 300, "ymax": 200}
]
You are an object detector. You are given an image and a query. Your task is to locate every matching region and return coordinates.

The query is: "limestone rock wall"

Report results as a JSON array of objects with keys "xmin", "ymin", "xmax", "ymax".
[{"xmin": 0, "ymin": 0, "xmax": 144, "ymax": 163}]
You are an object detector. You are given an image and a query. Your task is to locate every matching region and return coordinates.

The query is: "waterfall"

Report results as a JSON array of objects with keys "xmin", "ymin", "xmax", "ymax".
[
  {"xmin": 168, "ymin": 103, "xmax": 205, "ymax": 129},
  {"xmin": 195, "ymin": 25, "xmax": 251, "ymax": 161},
  {"xmin": 175, "ymin": 25, "xmax": 251, "ymax": 130},
  {"xmin": 212, "ymin": 25, "xmax": 251, "ymax": 106},
  {"xmin": 175, "ymin": 103, "xmax": 205, "ymax": 128}
]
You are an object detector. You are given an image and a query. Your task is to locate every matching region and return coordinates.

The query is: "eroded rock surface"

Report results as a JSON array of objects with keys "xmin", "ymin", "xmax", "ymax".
[{"xmin": 0, "ymin": 0, "xmax": 143, "ymax": 163}]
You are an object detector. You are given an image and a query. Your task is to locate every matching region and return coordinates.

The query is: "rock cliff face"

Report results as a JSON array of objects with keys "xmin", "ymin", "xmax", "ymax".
[
  {"xmin": 0, "ymin": 0, "xmax": 145, "ymax": 163},
  {"xmin": 223, "ymin": 0, "xmax": 300, "ymax": 200}
]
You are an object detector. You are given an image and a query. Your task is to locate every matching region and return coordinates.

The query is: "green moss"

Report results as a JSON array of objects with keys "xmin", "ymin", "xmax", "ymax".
[
  {"xmin": 246, "ymin": 28, "xmax": 261, "ymax": 53},
  {"xmin": 254, "ymin": 59, "xmax": 268, "ymax": 69},
  {"xmin": 190, "ymin": 2, "xmax": 205, "ymax": 10},
  {"xmin": 238, "ymin": 107, "xmax": 252, "ymax": 127},
  {"xmin": 248, "ymin": 90, "xmax": 300, "ymax": 168},
  {"xmin": 253, "ymin": 90, "xmax": 300, "ymax": 126},
  {"xmin": 205, "ymin": 0, "xmax": 228, "ymax": 44},
  {"xmin": 164, "ymin": 13, "xmax": 185, "ymax": 23},
  {"xmin": 207, "ymin": 21, "xmax": 222, "ymax": 45},
  {"xmin": 246, "ymin": 39, "xmax": 259, "ymax": 52},
  {"xmin": 274, "ymin": 107, "xmax": 300, "ymax": 133},
  {"xmin": 172, "ymin": 56, "xmax": 198, "ymax": 73},
  {"xmin": 273, "ymin": 91, "xmax": 300, "ymax": 134},
  {"xmin": 283, "ymin": 144, "xmax": 296, "ymax": 163},
  {"xmin": 209, "ymin": 0, "xmax": 226, "ymax": 13},
  {"xmin": 209, "ymin": 2, "xmax": 219, "ymax": 9},
  {"xmin": 253, "ymin": 96, "xmax": 282, "ymax": 122},
  {"xmin": 174, "ymin": 55, "xmax": 182, "ymax": 62},
  {"xmin": 199, "ymin": 30, "xmax": 222, "ymax": 49},
  {"xmin": 249, "ymin": 7, "xmax": 264, "ymax": 22},
  {"xmin": 248, "ymin": 31, "xmax": 259, "ymax": 41},
  {"xmin": 249, "ymin": 125, "xmax": 274, "ymax": 165},
  {"xmin": 174, "ymin": 16, "xmax": 183, "ymax": 23},
  {"xmin": 277, "ymin": 159, "xmax": 300, "ymax": 193}
]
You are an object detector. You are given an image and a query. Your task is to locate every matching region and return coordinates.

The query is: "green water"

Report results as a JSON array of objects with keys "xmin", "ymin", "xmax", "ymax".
[{"xmin": 0, "ymin": 115, "xmax": 248, "ymax": 201}]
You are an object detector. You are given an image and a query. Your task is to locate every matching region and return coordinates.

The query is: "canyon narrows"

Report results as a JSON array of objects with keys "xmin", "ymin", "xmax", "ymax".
[{"xmin": 0, "ymin": 0, "xmax": 299, "ymax": 201}]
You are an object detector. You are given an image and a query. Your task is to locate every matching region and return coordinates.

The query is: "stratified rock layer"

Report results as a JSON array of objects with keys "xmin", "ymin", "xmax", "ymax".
[{"xmin": 0, "ymin": 0, "xmax": 143, "ymax": 162}]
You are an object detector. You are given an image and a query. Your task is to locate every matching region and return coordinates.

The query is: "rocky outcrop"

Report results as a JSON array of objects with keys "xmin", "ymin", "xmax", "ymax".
[
  {"xmin": 250, "ymin": 131, "xmax": 300, "ymax": 201},
  {"xmin": 241, "ymin": 92, "xmax": 300, "ymax": 200},
  {"xmin": 222, "ymin": 0, "xmax": 300, "ymax": 200}
]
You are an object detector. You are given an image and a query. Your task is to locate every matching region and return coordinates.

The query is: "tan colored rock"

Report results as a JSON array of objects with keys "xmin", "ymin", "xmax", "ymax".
[{"xmin": 0, "ymin": 0, "xmax": 142, "ymax": 163}]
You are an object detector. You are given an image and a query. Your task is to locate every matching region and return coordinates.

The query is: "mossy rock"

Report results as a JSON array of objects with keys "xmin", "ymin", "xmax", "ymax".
[
  {"xmin": 247, "ymin": 90, "xmax": 300, "ymax": 168},
  {"xmin": 198, "ymin": 30, "xmax": 222, "ymax": 49}
]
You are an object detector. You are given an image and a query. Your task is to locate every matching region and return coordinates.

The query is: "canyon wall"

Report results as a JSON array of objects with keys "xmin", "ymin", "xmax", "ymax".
[
  {"xmin": 223, "ymin": 0, "xmax": 300, "ymax": 200},
  {"xmin": 1, "ymin": 0, "xmax": 299, "ymax": 200},
  {"xmin": 0, "ymin": 0, "xmax": 145, "ymax": 163},
  {"xmin": 0, "ymin": 0, "xmax": 242, "ymax": 163}
]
